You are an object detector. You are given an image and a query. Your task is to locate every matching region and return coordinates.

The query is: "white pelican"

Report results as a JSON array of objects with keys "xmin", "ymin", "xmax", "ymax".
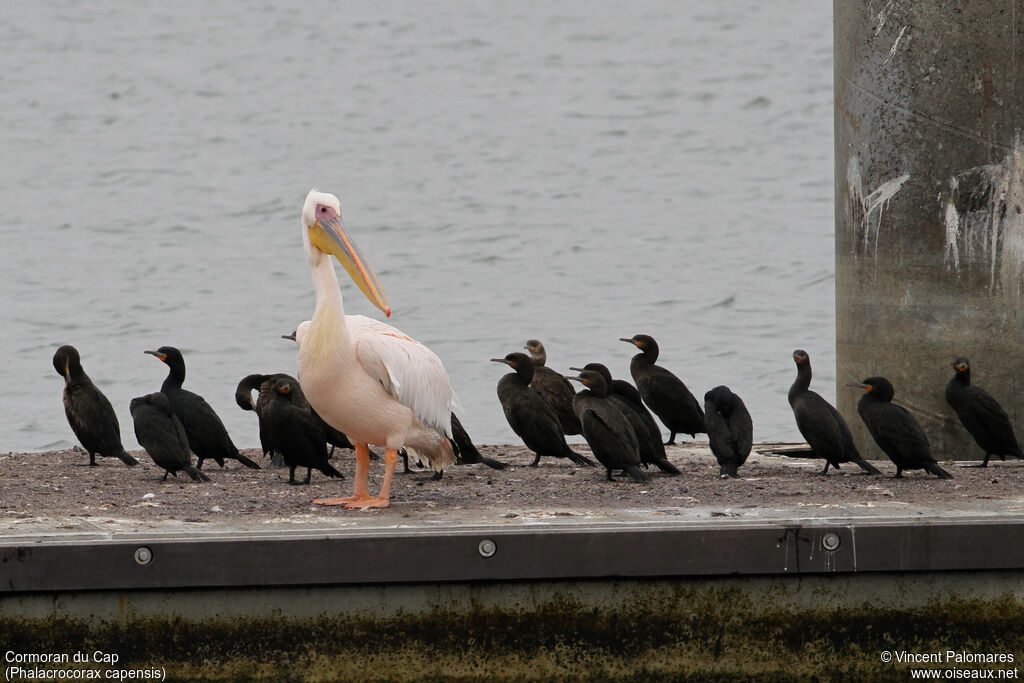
[{"xmin": 295, "ymin": 189, "xmax": 456, "ymax": 509}]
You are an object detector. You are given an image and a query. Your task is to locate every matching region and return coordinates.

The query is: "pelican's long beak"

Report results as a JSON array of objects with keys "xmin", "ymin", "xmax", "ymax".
[{"xmin": 310, "ymin": 215, "xmax": 391, "ymax": 317}]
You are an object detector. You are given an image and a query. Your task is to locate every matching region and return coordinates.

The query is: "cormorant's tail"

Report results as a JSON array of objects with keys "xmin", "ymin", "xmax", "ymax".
[
  {"xmin": 651, "ymin": 456, "xmax": 681, "ymax": 475},
  {"xmin": 476, "ymin": 455, "xmax": 509, "ymax": 470},
  {"xmin": 118, "ymin": 451, "xmax": 140, "ymax": 467},
  {"xmin": 185, "ymin": 466, "xmax": 211, "ymax": 482},
  {"xmin": 854, "ymin": 457, "xmax": 882, "ymax": 475},
  {"xmin": 927, "ymin": 462, "xmax": 954, "ymax": 479},
  {"xmin": 233, "ymin": 452, "xmax": 261, "ymax": 469},
  {"xmin": 755, "ymin": 446, "xmax": 821, "ymax": 459},
  {"xmin": 318, "ymin": 462, "xmax": 345, "ymax": 479},
  {"xmin": 624, "ymin": 464, "xmax": 649, "ymax": 483},
  {"xmin": 564, "ymin": 447, "xmax": 596, "ymax": 467}
]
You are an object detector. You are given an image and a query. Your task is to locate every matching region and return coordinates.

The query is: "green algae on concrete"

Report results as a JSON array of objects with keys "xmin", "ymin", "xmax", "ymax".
[{"xmin": 2, "ymin": 573, "xmax": 1023, "ymax": 681}]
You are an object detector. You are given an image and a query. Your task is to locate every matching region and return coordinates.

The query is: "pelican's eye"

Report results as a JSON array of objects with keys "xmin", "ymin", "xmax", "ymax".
[{"xmin": 316, "ymin": 204, "xmax": 341, "ymax": 222}]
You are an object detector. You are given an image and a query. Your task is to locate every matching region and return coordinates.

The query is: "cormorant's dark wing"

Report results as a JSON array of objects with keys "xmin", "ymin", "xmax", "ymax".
[
  {"xmin": 730, "ymin": 398, "xmax": 754, "ymax": 458},
  {"xmin": 284, "ymin": 407, "xmax": 331, "ymax": 464},
  {"xmin": 708, "ymin": 399, "xmax": 752, "ymax": 460},
  {"xmin": 529, "ymin": 366, "xmax": 582, "ymax": 435},
  {"xmin": 823, "ymin": 398, "xmax": 860, "ymax": 459},
  {"xmin": 633, "ymin": 364, "xmax": 705, "ymax": 433},
  {"xmin": 962, "ymin": 386, "xmax": 1016, "ymax": 445},
  {"xmin": 870, "ymin": 404, "xmax": 932, "ymax": 464},
  {"xmin": 174, "ymin": 390, "xmax": 238, "ymax": 459},
  {"xmin": 65, "ymin": 382, "xmax": 124, "ymax": 456},
  {"xmin": 581, "ymin": 402, "xmax": 640, "ymax": 457},
  {"xmin": 133, "ymin": 404, "xmax": 191, "ymax": 470},
  {"xmin": 704, "ymin": 402, "xmax": 732, "ymax": 461},
  {"xmin": 792, "ymin": 392, "xmax": 844, "ymax": 457},
  {"xmin": 498, "ymin": 377, "xmax": 567, "ymax": 456}
]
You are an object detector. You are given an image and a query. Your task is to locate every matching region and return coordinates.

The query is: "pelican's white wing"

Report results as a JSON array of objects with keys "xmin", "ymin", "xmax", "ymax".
[{"xmin": 347, "ymin": 315, "xmax": 454, "ymax": 437}]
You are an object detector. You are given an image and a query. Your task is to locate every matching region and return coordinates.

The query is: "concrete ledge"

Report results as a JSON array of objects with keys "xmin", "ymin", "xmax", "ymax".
[{"xmin": 5, "ymin": 516, "xmax": 1024, "ymax": 593}]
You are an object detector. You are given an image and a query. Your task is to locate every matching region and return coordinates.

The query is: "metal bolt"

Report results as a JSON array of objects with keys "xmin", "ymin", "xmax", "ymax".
[
  {"xmin": 478, "ymin": 539, "xmax": 496, "ymax": 558},
  {"xmin": 821, "ymin": 533, "xmax": 841, "ymax": 552},
  {"xmin": 134, "ymin": 546, "xmax": 153, "ymax": 566}
]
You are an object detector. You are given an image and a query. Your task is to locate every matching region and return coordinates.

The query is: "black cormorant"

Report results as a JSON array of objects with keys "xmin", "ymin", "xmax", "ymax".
[
  {"xmin": 130, "ymin": 392, "xmax": 210, "ymax": 482},
  {"xmin": 853, "ymin": 376, "xmax": 952, "ymax": 479},
  {"xmin": 492, "ymin": 353, "xmax": 595, "ymax": 468},
  {"xmin": 704, "ymin": 385, "xmax": 753, "ymax": 478},
  {"xmin": 236, "ymin": 373, "xmax": 285, "ymax": 458},
  {"xmin": 566, "ymin": 369, "xmax": 648, "ymax": 482},
  {"xmin": 145, "ymin": 346, "xmax": 260, "ymax": 471},
  {"xmin": 524, "ymin": 339, "xmax": 582, "ymax": 435},
  {"xmin": 788, "ymin": 349, "xmax": 880, "ymax": 475},
  {"xmin": 236, "ymin": 372, "xmax": 353, "ymax": 461},
  {"xmin": 572, "ymin": 363, "xmax": 680, "ymax": 475},
  {"xmin": 620, "ymin": 334, "xmax": 705, "ymax": 444},
  {"xmin": 946, "ymin": 357, "xmax": 1024, "ymax": 467},
  {"xmin": 52, "ymin": 345, "xmax": 138, "ymax": 467},
  {"xmin": 264, "ymin": 378, "xmax": 344, "ymax": 484}
]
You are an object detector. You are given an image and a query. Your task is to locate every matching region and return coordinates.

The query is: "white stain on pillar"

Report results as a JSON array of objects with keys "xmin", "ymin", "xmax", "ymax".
[
  {"xmin": 942, "ymin": 134, "xmax": 1024, "ymax": 295},
  {"xmin": 859, "ymin": 172, "xmax": 911, "ymax": 258}
]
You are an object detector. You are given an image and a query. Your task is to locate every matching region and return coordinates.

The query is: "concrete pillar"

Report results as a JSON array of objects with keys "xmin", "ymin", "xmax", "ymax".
[{"xmin": 834, "ymin": 1, "xmax": 1024, "ymax": 460}]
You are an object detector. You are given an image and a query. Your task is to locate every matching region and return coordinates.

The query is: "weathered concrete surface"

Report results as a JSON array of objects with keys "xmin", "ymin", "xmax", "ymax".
[{"xmin": 835, "ymin": 0, "xmax": 1024, "ymax": 460}]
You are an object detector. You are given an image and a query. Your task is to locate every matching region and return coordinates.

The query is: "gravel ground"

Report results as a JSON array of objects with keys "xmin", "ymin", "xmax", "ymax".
[{"xmin": 0, "ymin": 442, "xmax": 1020, "ymax": 526}]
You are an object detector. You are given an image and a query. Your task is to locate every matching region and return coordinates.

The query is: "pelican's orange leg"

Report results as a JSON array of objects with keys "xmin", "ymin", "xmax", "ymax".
[
  {"xmin": 345, "ymin": 448, "xmax": 398, "ymax": 509},
  {"xmin": 313, "ymin": 443, "xmax": 374, "ymax": 506}
]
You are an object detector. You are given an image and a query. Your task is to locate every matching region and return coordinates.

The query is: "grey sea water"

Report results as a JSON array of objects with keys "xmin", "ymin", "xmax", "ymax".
[{"xmin": 2, "ymin": 2, "xmax": 835, "ymax": 452}]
